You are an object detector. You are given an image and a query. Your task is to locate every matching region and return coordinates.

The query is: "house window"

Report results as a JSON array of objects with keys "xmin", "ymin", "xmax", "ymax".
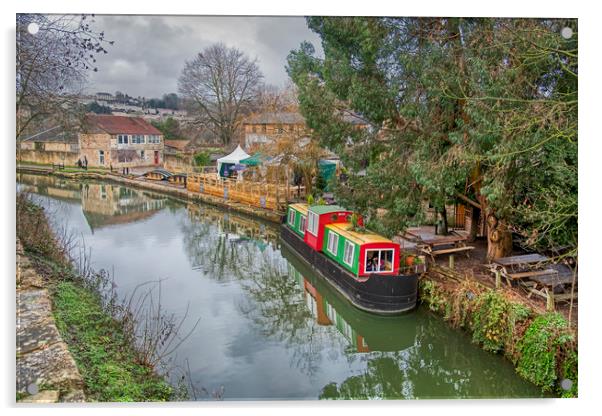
[
  {"xmin": 118, "ymin": 134, "xmax": 129, "ymax": 144},
  {"xmin": 147, "ymin": 135, "xmax": 160, "ymax": 144},
  {"xmin": 140, "ymin": 150, "xmax": 145, "ymax": 159},
  {"xmin": 343, "ymin": 241, "xmax": 355, "ymax": 267},
  {"xmin": 307, "ymin": 211, "xmax": 319, "ymax": 236},
  {"xmin": 99, "ymin": 150, "xmax": 105, "ymax": 165},
  {"xmin": 288, "ymin": 209, "xmax": 296, "ymax": 226},
  {"xmin": 300, "ymin": 215, "xmax": 307, "ymax": 234},
  {"xmin": 132, "ymin": 134, "xmax": 145, "ymax": 144},
  {"xmin": 365, "ymin": 249, "xmax": 394, "ymax": 273},
  {"xmin": 327, "ymin": 231, "xmax": 338, "ymax": 256}
]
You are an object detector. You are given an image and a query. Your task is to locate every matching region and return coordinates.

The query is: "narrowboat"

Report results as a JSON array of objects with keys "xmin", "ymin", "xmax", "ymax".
[{"xmin": 280, "ymin": 203, "xmax": 419, "ymax": 315}]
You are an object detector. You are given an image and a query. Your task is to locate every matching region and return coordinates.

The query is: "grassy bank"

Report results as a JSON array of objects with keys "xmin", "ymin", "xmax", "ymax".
[
  {"xmin": 419, "ymin": 269, "xmax": 578, "ymax": 398},
  {"xmin": 17, "ymin": 193, "xmax": 178, "ymax": 402}
]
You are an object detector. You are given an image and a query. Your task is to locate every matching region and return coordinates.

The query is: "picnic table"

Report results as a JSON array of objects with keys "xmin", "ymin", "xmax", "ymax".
[
  {"xmin": 523, "ymin": 264, "xmax": 577, "ymax": 310},
  {"xmin": 417, "ymin": 233, "xmax": 475, "ymax": 260},
  {"xmin": 489, "ymin": 254, "xmax": 552, "ymax": 286},
  {"xmin": 489, "ymin": 254, "xmax": 577, "ymax": 310}
]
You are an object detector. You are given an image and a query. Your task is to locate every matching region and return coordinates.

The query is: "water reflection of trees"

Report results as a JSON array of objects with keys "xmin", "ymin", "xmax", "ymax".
[
  {"xmin": 320, "ymin": 315, "xmax": 544, "ymax": 400},
  {"xmin": 237, "ymin": 256, "xmax": 334, "ymax": 378},
  {"xmin": 181, "ymin": 208, "xmax": 338, "ymax": 377}
]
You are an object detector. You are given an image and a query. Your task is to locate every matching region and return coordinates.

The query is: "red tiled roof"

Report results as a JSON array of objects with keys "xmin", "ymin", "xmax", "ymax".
[{"xmin": 84, "ymin": 114, "xmax": 163, "ymax": 135}]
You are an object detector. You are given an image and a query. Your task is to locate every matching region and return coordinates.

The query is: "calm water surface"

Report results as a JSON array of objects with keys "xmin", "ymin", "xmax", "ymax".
[{"xmin": 17, "ymin": 174, "xmax": 545, "ymax": 400}]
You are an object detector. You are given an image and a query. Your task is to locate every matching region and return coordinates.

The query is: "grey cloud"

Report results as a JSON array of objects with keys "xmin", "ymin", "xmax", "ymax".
[{"xmin": 86, "ymin": 15, "xmax": 323, "ymax": 98}]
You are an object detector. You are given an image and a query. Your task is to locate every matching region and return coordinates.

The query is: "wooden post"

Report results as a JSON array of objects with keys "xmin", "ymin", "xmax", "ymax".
[
  {"xmin": 286, "ymin": 164, "xmax": 290, "ymax": 203},
  {"xmin": 495, "ymin": 270, "xmax": 501, "ymax": 289},
  {"xmin": 449, "ymin": 254, "xmax": 455, "ymax": 270},
  {"xmin": 546, "ymin": 288, "xmax": 555, "ymax": 311},
  {"xmin": 568, "ymin": 263, "xmax": 577, "ymax": 328}
]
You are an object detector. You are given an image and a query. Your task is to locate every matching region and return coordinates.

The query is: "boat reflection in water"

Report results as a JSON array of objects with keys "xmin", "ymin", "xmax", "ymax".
[{"xmin": 284, "ymin": 245, "xmax": 417, "ymax": 355}]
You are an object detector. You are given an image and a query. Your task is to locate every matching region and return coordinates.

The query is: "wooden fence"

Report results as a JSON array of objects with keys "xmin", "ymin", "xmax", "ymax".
[{"xmin": 187, "ymin": 173, "xmax": 305, "ymax": 212}]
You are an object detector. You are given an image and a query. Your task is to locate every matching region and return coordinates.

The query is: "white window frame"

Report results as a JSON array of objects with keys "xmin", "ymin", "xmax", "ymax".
[
  {"xmin": 98, "ymin": 150, "xmax": 105, "ymax": 165},
  {"xmin": 327, "ymin": 231, "xmax": 338, "ymax": 256},
  {"xmin": 118, "ymin": 134, "xmax": 129, "ymax": 144},
  {"xmin": 307, "ymin": 211, "xmax": 319, "ymax": 236},
  {"xmin": 288, "ymin": 209, "xmax": 296, "ymax": 226},
  {"xmin": 343, "ymin": 240, "xmax": 355, "ymax": 267},
  {"xmin": 299, "ymin": 215, "xmax": 307, "ymax": 234},
  {"xmin": 364, "ymin": 249, "xmax": 395, "ymax": 274}
]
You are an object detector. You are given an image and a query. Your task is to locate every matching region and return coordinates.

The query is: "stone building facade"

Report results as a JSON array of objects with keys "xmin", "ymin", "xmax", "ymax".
[
  {"xmin": 79, "ymin": 115, "xmax": 164, "ymax": 169},
  {"xmin": 18, "ymin": 115, "xmax": 165, "ymax": 170},
  {"xmin": 242, "ymin": 112, "xmax": 308, "ymax": 151},
  {"xmin": 18, "ymin": 126, "xmax": 80, "ymax": 165}
]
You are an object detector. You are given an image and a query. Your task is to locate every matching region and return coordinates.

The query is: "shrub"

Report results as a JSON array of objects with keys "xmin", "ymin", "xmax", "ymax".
[
  {"xmin": 471, "ymin": 291, "xmax": 532, "ymax": 353},
  {"xmin": 516, "ymin": 313, "xmax": 577, "ymax": 395},
  {"xmin": 193, "ymin": 151, "xmax": 211, "ymax": 167}
]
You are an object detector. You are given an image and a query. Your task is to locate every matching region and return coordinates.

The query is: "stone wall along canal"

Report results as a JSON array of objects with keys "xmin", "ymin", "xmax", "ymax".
[{"xmin": 17, "ymin": 173, "xmax": 545, "ymax": 400}]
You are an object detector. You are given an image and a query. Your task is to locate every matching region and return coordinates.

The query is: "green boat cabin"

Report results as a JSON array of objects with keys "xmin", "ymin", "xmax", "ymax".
[
  {"xmin": 322, "ymin": 222, "xmax": 401, "ymax": 277},
  {"xmin": 286, "ymin": 203, "xmax": 309, "ymax": 237}
]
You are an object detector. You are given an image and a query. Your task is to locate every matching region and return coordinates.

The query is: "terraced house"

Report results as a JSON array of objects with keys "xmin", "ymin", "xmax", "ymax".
[{"xmin": 80, "ymin": 114, "xmax": 164, "ymax": 168}]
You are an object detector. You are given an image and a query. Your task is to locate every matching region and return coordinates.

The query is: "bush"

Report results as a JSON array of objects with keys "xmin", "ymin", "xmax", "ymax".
[
  {"xmin": 193, "ymin": 151, "xmax": 211, "ymax": 167},
  {"xmin": 471, "ymin": 291, "xmax": 531, "ymax": 353},
  {"xmin": 516, "ymin": 313, "xmax": 577, "ymax": 395}
]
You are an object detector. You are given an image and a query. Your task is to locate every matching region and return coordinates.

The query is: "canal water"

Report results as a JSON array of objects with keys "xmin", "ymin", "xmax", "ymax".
[{"xmin": 17, "ymin": 174, "xmax": 545, "ymax": 400}]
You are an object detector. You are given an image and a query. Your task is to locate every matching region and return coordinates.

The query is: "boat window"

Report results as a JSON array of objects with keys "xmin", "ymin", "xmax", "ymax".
[
  {"xmin": 327, "ymin": 231, "xmax": 339, "ymax": 255},
  {"xmin": 365, "ymin": 249, "xmax": 394, "ymax": 273},
  {"xmin": 288, "ymin": 209, "xmax": 296, "ymax": 226},
  {"xmin": 343, "ymin": 240, "xmax": 355, "ymax": 266},
  {"xmin": 307, "ymin": 211, "xmax": 319, "ymax": 236},
  {"xmin": 300, "ymin": 215, "xmax": 307, "ymax": 233}
]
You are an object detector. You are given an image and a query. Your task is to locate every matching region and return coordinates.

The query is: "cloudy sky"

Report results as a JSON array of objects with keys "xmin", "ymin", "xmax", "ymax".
[{"xmin": 85, "ymin": 15, "xmax": 323, "ymax": 98}]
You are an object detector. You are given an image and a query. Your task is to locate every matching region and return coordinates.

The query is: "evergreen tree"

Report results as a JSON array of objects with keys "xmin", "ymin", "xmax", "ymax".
[{"xmin": 287, "ymin": 17, "xmax": 577, "ymax": 258}]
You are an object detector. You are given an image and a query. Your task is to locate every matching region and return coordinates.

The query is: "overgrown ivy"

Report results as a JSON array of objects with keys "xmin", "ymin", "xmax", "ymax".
[
  {"xmin": 471, "ymin": 291, "xmax": 531, "ymax": 353},
  {"xmin": 516, "ymin": 313, "xmax": 578, "ymax": 396},
  {"xmin": 418, "ymin": 276, "xmax": 577, "ymax": 397}
]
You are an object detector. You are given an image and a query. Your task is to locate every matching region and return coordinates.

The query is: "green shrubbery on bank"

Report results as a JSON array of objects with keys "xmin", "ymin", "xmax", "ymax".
[
  {"xmin": 17, "ymin": 193, "xmax": 177, "ymax": 402},
  {"xmin": 53, "ymin": 281, "xmax": 173, "ymax": 401},
  {"xmin": 420, "ymin": 278, "xmax": 577, "ymax": 397}
]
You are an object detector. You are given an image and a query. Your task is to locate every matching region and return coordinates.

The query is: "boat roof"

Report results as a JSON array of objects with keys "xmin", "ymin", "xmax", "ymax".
[
  {"xmin": 308, "ymin": 204, "xmax": 348, "ymax": 215},
  {"xmin": 288, "ymin": 203, "xmax": 309, "ymax": 215},
  {"xmin": 326, "ymin": 222, "xmax": 395, "ymax": 246}
]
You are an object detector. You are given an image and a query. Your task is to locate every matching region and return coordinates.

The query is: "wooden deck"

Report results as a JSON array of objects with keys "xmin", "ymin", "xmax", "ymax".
[{"xmin": 187, "ymin": 173, "xmax": 305, "ymax": 212}]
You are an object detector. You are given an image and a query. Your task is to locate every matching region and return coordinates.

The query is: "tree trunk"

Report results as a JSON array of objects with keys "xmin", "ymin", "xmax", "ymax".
[
  {"xmin": 486, "ymin": 211, "xmax": 513, "ymax": 261},
  {"xmin": 437, "ymin": 206, "xmax": 449, "ymax": 235},
  {"xmin": 468, "ymin": 206, "xmax": 480, "ymax": 242}
]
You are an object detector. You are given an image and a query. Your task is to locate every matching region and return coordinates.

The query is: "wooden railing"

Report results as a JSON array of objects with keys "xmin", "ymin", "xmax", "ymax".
[{"xmin": 187, "ymin": 173, "xmax": 305, "ymax": 211}]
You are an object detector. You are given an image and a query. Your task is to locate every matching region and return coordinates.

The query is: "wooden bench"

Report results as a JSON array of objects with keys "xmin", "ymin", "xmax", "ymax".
[
  {"xmin": 507, "ymin": 268, "xmax": 558, "ymax": 280},
  {"xmin": 425, "ymin": 245, "xmax": 475, "ymax": 256}
]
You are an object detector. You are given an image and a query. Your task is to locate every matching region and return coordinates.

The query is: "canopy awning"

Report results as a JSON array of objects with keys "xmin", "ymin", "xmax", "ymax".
[
  {"xmin": 239, "ymin": 152, "xmax": 264, "ymax": 167},
  {"xmin": 216, "ymin": 145, "xmax": 251, "ymax": 177}
]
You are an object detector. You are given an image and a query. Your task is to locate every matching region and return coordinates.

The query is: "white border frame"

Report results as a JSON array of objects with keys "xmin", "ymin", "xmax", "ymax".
[{"xmin": 364, "ymin": 248, "xmax": 394, "ymax": 274}]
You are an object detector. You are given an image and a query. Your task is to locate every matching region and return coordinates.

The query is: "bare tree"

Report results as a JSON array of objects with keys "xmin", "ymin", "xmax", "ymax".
[
  {"xmin": 178, "ymin": 43, "xmax": 263, "ymax": 146},
  {"xmin": 254, "ymin": 82, "xmax": 299, "ymax": 113},
  {"xmin": 16, "ymin": 14, "xmax": 112, "ymax": 139}
]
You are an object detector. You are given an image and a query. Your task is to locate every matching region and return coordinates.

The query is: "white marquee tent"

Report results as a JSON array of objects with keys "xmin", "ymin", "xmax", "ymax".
[{"xmin": 216, "ymin": 145, "xmax": 251, "ymax": 177}]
